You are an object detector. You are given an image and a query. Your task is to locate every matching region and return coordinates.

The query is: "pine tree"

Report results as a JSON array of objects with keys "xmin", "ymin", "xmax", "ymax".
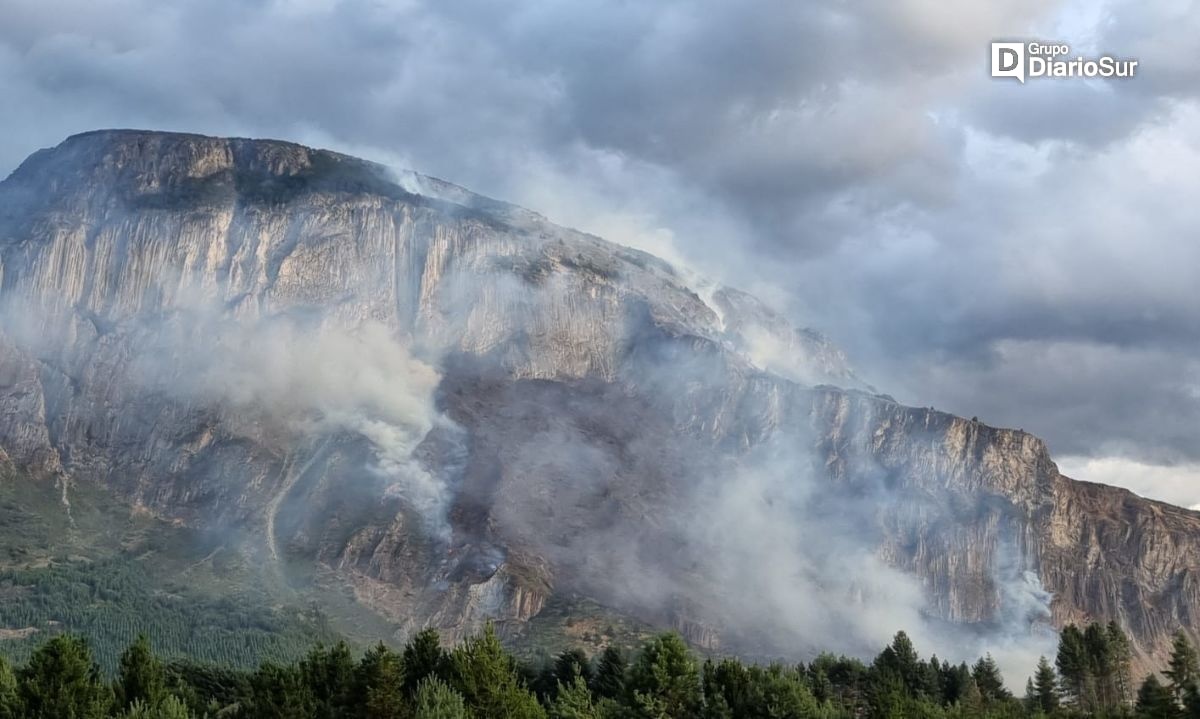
[
  {"xmin": 938, "ymin": 661, "xmax": 973, "ymax": 706},
  {"xmin": 404, "ymin": 629, "xmax": 449, "ymax": 696},
  {"xmin": 891, "ymin": 632, "xmax": 920, "ymax": 682},
  {"xmin": 1182, "ymin": 682, "xmax": 1200, "ymax": 719},
  {"xmin": 114, "ymin": 634, "xmax": 168, "ymax": 712},
  {"xmin": 874, "ymin": 630, "xmax": 936, "ymax": 701},
  {"xmin": 924, "ymin": 655, "xmax": 945, "ymax": 702},
  {"xmin": 163, "ymin": 658, "xmax": 250, "ymax": 716},
  {"xmin": 627, "ymin": 632, "xmax": 702, "ymax": 719},
  {"xmin": 246, "ymin": 662, "xmax": 315, "ymax": 719},
  {"xmin": 745, "ymin": 665, "xmax": 819, "ymax": 718},
  {"xmin": 1167, "ymin": 631, "xmax": 1200, "ymax": 702},
  {"xmin": 1032, "ymin": 656, "xmax": 1060, "ymax": 714},
  {"xmin": 1108, "ymin": 622, "xmax": 1134, "ymax": 707},
  {"xmin": 701, "ymin": 660, "xmax": 734, "ymax": 719},
  {"xmin": 17, "ymin": 634, "xmax": 112, "ymax": 719},
  {"xmin": 959, "ymin": 676, "xmax": 984, "ymax": 715},
  {"xmin": 0, "ymin": 656, "xmax": 17, "ymax": 719},
  {"xmin": 555, "ymin": 648, "xmax": 594, "ymax": 687},
  {"xmin": 550, "ymin": 675, "xmax": 599, "ymax": 719},
  {"xmin": 449, "ymin": 623, "xmax": 545, "ymax": 719},
  {"xmin": 971, "ymin": 654, "xmax": 1010, "ymax": 703},
  {"xmin": 361, "ymin": 644, "xmax": 406, "ymax": 719},
  {"xmin": 413, "ymin": 677, "xmax": 469, "ymax": 719},
  {"xmin": 810, "ymin": 653, "xmax": 871, "ymax": 715},
  {"xmin": 115, "ymin": 695, "xmax": 195, "ymax": 718},
  {"xmin": 1024, "ymin": 678, "xmax": 1038, "ymax": 714},
  {"xmin": 300, "ymin": 642, "xmax": 356, "ymax": 719},
  {"xmin": 1056, "ymin": 624, "xmax": 1090, "ymax": 707},
  {"xmin": 701, "ymin": 693, "xmax": 733, "ymax": 719},
  {"xmin": 869, "ymin": 665, "xmax": 909, "ymax": 719},
  {"xmin": 809, "ymin": 667, "xmax": 833, "ymax": 704},
  {"xmin": 1085, "ymin": 622, "xmax": 1115, "ymax": 710},
  {"xmin": 704, "ymin": 658, "xmax": 750, "ymax": 718},
  {"xmin": 529, "ymin": 655, "xmax": 560, "ymax": 702},
  {"xmin": 1136, "ymin": 675, "xmax": 1180, "ymax": 719},
  {"xmin": 592, "ymin": 646, "xmax": 627, "ymax": 700}
]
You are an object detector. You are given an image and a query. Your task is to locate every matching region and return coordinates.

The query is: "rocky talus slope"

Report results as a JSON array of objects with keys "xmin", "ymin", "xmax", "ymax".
[{"xmin": 0, "ymin": 130, "xmax": 1197, "ymax": 668}]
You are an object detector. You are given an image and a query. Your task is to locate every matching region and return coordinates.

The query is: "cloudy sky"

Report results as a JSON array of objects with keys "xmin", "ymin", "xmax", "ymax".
[{"xmin": 3, "ymin": 0, "xmax": 1199, "ymax": 506}]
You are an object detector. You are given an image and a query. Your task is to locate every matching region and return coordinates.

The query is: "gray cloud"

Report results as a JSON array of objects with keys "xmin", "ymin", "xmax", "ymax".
[{"xmin": 2, "ymin": 0, "xmax": 1199, "ymax": 500}]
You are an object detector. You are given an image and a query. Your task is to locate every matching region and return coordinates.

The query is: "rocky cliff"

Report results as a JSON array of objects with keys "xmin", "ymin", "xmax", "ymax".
[{"xmin": 0, "ymin": 130, "xmax": 1196, "ymax": 670}]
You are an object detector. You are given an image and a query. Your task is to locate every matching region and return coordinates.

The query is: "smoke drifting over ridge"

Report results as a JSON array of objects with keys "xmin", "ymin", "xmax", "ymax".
[
  {"xmin": 7, "ymin": 0, "xmax": 1198, "ymax": 509},
  {"xmin": 0, "ymin": 281, "xmax": 454, "ymax": 540},
  {"xmin": 0, "ymin": 131, "xmax": 1066, "ymax": 686},
  {"xmin": 447, "ymin": 268, "xmax": 1057, "ymax": 683},
  {"xmin": 681, "ymin": 440, "xmax": 1056, "ymax": 679},
  {"xmin": 142, "ymin": 309, "xmax": 452, "ymax": 537}
]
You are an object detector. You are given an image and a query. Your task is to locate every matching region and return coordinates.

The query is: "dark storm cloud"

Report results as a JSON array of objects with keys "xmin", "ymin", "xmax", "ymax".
[
  {"xmin": 0, "ymin": 0, "xmax": 1052, "ymax": 236},
  {"xmin": 965, "ymin": 81, "xmax": 1156, "ymax": 148},
  {"xmin": 2, "ymin": 0, "xmax": 1199, "ymax": 497},
  {"xmin": 909, "ymin": 340, "xmax": 1200, "ymax": 464},
  {"xmin": 796, "ymin": 92, "xmax": 1200, "ymax": 470}
]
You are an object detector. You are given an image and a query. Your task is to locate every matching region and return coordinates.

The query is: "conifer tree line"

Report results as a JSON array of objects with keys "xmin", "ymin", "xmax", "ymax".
[{"xmin": 1, "ymin": 621, "xmax": 1198, "ymax": 718}]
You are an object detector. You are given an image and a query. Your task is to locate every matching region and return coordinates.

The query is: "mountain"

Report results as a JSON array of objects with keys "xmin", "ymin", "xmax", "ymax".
[{"xmin": 0, "ymin": 129, "xmax": 1197, "ymax": 674}]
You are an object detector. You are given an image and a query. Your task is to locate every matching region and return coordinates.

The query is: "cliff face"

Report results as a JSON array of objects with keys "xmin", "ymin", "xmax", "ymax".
[{"xmin": 0, "ymin": 130, "xmax": 1197, "ymax": 666}]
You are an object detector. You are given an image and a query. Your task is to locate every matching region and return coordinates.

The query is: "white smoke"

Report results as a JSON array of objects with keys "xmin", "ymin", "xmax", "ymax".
[
  {"xmin": 144, "ymin": 308, "xmax": 453, "ymax": 539},
  {"xmin": 0, "ymin": 286, "xmax": 454, "ymax": 542},
  {"xmin": 686, "ymin": 449, "xmax": 929, "ymax": 654},
  {"xmin": 681, "ymin": 437, "xmax": 1056, "ymax": 682}
]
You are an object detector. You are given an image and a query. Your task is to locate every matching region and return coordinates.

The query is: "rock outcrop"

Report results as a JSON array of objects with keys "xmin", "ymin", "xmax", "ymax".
[{"xmin": 0, "ymin": 130, "xmax": 1197, "ymax": 669}]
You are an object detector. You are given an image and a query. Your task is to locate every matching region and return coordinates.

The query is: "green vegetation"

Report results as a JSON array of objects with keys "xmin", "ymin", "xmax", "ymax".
[
  {"xmin": 0, "ymin": 465, "xmax": 1193, "ymax": 719},
  {"xmin": 0, "ymin": 619, "xmax": 1193, "ymax": 718},
  {"xmin": 507, "ymin": 596, "xmax": 655, "ymax": 663},
  {"xmin": 1054, "ymin": 622, "xmax": 1134, "ymax": 713},
  {"xmin": 0, "ymin": 471, "xmax": 340, "ymax": 672},
  {"xmin": 0, "ymin": 556, "xmax": 339, "ymax": 671},
  {"xmin": 0, "ymin": 468, "xmax": 640, "ymax": 675}
]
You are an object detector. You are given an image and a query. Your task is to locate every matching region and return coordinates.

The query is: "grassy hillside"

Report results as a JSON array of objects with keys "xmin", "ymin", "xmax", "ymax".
[
  {"xmin": 0, "ymin": 465, "xmax": 341, "ymax": 672},
  {"xmin": 0, "ymin": 463, "xmax": 678, "ymax": 674}
]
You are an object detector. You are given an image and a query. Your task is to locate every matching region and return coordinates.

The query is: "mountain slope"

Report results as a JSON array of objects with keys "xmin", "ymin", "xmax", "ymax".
[
  {"xmin": 0, "ymin": 130, "xmax": 1196, "ymax": 673},
  {"xmin": 0, "ymin": 462, "xmax": 341, "ymax": 671}
]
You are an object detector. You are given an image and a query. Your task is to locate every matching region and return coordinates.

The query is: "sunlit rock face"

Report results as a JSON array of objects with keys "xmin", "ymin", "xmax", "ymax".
[{"xmin": 0, "ymin": 130, "xmax": 1197, "ymax": 668}]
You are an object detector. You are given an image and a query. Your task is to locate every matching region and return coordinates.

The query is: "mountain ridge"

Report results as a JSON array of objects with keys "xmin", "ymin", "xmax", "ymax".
[{"xmin": 0, "ymin": 129, "xmax": 1196, "ymax": 677}]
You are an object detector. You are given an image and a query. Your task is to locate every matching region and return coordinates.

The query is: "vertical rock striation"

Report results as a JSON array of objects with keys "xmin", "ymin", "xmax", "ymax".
[{"xmin": 0, "ymin": 130, "xmax": 1196, "ymax": 668}]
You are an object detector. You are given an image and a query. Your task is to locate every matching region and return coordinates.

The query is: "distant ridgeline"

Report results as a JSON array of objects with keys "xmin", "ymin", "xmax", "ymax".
[{"xmin": 0, "ymin": 620, "xmax": 1192, "ymax": 719}]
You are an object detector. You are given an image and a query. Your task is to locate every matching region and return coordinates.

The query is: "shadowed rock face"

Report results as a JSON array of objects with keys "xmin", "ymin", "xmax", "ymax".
[{"xmin": 0, "ymin": 130, "xmax": 1197, "ymax": 668}]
